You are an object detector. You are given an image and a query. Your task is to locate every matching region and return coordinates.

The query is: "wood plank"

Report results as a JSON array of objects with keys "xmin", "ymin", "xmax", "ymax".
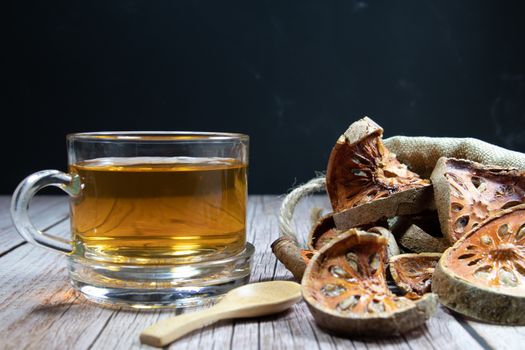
[
  {"xmin": 398, "ymin": 306, "xmax": 484, "ymax": 350},
  {"xmin": 0, "ymin": 195, "xmax": 518, "ymax": 350},
  {"xmin": 0, "ymin": 220, "xmax": 117, "ymax": 350},
  {"xmin": 0, "ymin": 195, "xmax": 69, "ymax": 254},
  {"xmin": 461, "ymin": 319, "xmax": 525, "ymax": 350}
]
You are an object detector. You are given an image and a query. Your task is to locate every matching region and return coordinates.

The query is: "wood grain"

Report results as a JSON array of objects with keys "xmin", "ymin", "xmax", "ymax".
[
  {"xmin": 0, "ymin": 195, "xmax": 523, "ymax": 350},
  {"xmin": 0, "ymin": 196, "xmax": 69, "ymax": 254}
]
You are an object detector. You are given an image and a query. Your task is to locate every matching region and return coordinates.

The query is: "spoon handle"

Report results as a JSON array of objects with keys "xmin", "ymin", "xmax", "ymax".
[{"xmin": 140, "ymin": 306, "xmax": 230, "ymax": 347}]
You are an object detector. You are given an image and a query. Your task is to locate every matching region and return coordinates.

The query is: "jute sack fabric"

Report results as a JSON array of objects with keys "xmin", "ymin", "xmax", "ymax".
[
  {"xmin": 384, "ymin": 136, "xmax": 525, "ymax": 177},
  {"xmin": 278, "ymin": 136, "xmax": 525, "ymax": 241}
]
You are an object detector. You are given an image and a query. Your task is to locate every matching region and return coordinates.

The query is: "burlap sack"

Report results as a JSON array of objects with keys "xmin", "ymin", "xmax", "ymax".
[{"xmin": 384, "ymin": 136, "xmax": 525, "ymax": 177}]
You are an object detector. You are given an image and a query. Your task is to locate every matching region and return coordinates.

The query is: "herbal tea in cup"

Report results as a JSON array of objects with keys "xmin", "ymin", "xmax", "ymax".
[{"xmin": 11, "ymin": 132, "xmax": 253, "ymax": 308}]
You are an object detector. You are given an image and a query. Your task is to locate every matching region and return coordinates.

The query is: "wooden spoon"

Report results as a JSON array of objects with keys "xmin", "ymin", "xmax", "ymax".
[{"xmin": 140, "ymin": 280, "xmax": 302, "ymax": 347}]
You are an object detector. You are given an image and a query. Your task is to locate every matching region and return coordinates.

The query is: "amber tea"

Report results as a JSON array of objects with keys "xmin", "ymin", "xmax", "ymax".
[
  {"xmin": 13, "ymin": 131, "xmax": 251, "ymax": 307},
  {"xmin": 69, "ymin": 157, "xmax": 247, "ymax": 263}
]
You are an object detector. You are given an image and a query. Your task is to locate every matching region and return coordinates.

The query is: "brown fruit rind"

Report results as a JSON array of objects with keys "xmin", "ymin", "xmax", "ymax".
[
  {"xmin": 368, "ymin": 226, "xmax": 401, "ymax": 258},
  {"xmin": 388, "ymin": 210, "xmax": 442, "ymax": 239},
  {"xmin": 308, "ymin": 214, "xmax": 400, "ymax": 258},
  {"xmin": 303, "ymin": 230, "xmax": 437, "ymax": 336},
  {"xmin": 333, "ymin": 185, "xmax": 434, "ymax": 230},
  {"xmin": 432, "ymin": 204, "xmax": 525, "ymax": 324},
  {"xmin": 271, "ymin": 236, "xmax": 306, "ymax": 281},
  {"xmin": 308, "ymin": 214, "xmax": 340, "ymax": 250},
  {"xmin": 399, "ymin": 225, "xmax": 449, "ymax": 253},
  {"xmin": 306, "ymin": 293, "xmax": 437, "ymax": 336},
  {"xmin": 431, "ymin": 157, "xmax": 525, "ymax": 243},
  {"xmin": 389, "ymin": 253, "xmax": 441, "ymax": 295}
]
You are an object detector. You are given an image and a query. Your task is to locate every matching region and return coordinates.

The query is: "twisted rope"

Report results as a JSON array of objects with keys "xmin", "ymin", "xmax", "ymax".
[{"xmin": 278, "ymin": 176, "xmax": 327, "ymax": 241}]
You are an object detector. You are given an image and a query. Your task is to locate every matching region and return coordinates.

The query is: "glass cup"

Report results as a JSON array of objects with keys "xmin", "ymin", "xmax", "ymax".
[{"xmin": 11, "ymin": 132, "xmax": 253, "ymax": 308}]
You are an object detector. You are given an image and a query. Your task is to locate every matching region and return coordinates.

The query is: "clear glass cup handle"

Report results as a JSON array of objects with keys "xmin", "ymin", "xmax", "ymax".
[{"xmin": 11, "ymin": 169, "xmax": 81, "ymax": 254}]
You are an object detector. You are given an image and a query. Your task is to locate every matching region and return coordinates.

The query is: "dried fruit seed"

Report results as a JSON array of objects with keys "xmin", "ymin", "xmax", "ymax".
[
  {"xmin": 474, "ymin": 265, "xmax": 492, "ymax": 280},
  {"xmin": 321, "ymin": 284, "xmax": 347, "ymax": 297},
  {"xmin": 346, "ymin": 252, "xmax": 360, "ymax": 272},
  {"xmin": 451, "ymin": 203, "xmax": 464, "ymax": 212},
  {"xmin": 499, "ymin": 268, "xmax": 518, "ymax": 287},
  {"xmin": 367, "ymin": 299, "xmax": 385, "ymax": 313},
  {"xmin": 497, "ymin": 224, "xmax": 510, "ymax": 238},
  {"xmin": 517, "ymin": 225, "xmax": 525, "ymax": 241},
  {"xmin": 337, "ymin": 295, "xmax": 361, "ymax": 311},
  {"xmin": 330, "ymin": 265, "xmax": 350, "ymax": 279},
  {"xmin": 454, "ymin": 216, "xmax": 470, "ymax": 234},
  {"xmin": 369, "ymin": 253, "xmax": 380, "ymax": 273},
  {"xmin": 481, "ymin": 235, "xmax": 492, "ymax": 246}
]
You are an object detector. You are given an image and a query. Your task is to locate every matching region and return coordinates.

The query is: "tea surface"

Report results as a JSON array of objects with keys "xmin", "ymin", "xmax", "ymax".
[{"xmin": 69, "ymin": 157, "xmax": 247, "ymax": 263}]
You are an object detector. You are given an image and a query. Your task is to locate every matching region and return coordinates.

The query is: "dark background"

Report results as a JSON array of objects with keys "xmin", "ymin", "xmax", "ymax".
[{"xmin": 6, "ymin": 0, "xmax": 525, "ymax": 194}]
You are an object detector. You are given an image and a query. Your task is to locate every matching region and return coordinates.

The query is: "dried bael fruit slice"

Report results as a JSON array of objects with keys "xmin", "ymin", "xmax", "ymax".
[
  {"xmin": 389, "ymin": 253, "xmax": 441, "ymax": 295},
  {"xmin": 368, "ymin": 226, "xmax": 401, "ymax": 258},
  {"xmin": 303, "ymin": 230, "xmax": 437, "ymax": 336},
  {"xmin": 308, "ymin": 214, "xmax": 340, "ymax": 250},
  {"xmin": 273, "ymin": 223, "xmax": 400, "ymax": 282},
  {"xmin": 433, "ymin": 204, "xmax": 525, "ymax": 324},
  {"xmin": 307, "ymin": 215, "xmax": 400, "ymax": 258},
  {"xmin": 326, "ymin": 117, "xmax": 433, "ymax": 230},
  {"xmin": 431, "ymin": 157, "xmax": 525, "ymax": 243}
]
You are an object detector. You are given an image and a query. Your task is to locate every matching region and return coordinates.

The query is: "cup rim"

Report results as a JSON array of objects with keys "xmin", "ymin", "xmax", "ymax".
[{"xmin": 67, "ymin": 131, "xmax": 249, "ymax": 142}]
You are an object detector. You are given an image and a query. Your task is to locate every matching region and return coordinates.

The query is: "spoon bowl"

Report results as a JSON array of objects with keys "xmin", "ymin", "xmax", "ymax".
[
  {"xmin": 140, "ymin": 281, "xmax": 302, "ymax": 347},
  {"xmin": 218, "ymin": 280, "xmax": 302, "ymax": 317}
]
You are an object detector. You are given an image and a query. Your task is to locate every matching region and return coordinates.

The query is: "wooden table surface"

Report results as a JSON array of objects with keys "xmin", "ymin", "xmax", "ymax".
[{"xmin": 1, "ymin": 195, "xmax": 524, "ymax": 350}]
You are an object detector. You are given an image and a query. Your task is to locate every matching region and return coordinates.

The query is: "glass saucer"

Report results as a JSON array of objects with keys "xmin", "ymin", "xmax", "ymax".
[{"xmin": 68, "ymin": 243, "xmax": 255, "ymax": 308}]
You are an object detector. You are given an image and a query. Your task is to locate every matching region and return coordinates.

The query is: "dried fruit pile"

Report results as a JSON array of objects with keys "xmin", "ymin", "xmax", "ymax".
[
  {"xmin": 272, "ymin": 116, "xmax": 525, "ymax": 336},
  {"xmin": 303, "ymin": 230, "xmax": 436, "ymax": 335}
]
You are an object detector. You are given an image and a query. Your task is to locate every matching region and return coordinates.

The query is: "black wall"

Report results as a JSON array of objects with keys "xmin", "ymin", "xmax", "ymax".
[{"xmin": 6, "ymin": 0, "xmax": 525, "ymax": 194}]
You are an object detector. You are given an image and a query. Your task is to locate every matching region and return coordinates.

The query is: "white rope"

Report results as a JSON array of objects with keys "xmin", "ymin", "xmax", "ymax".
[{"xmin": 278, "ymin": 176, "xmax": 327, "ymax": 240}]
